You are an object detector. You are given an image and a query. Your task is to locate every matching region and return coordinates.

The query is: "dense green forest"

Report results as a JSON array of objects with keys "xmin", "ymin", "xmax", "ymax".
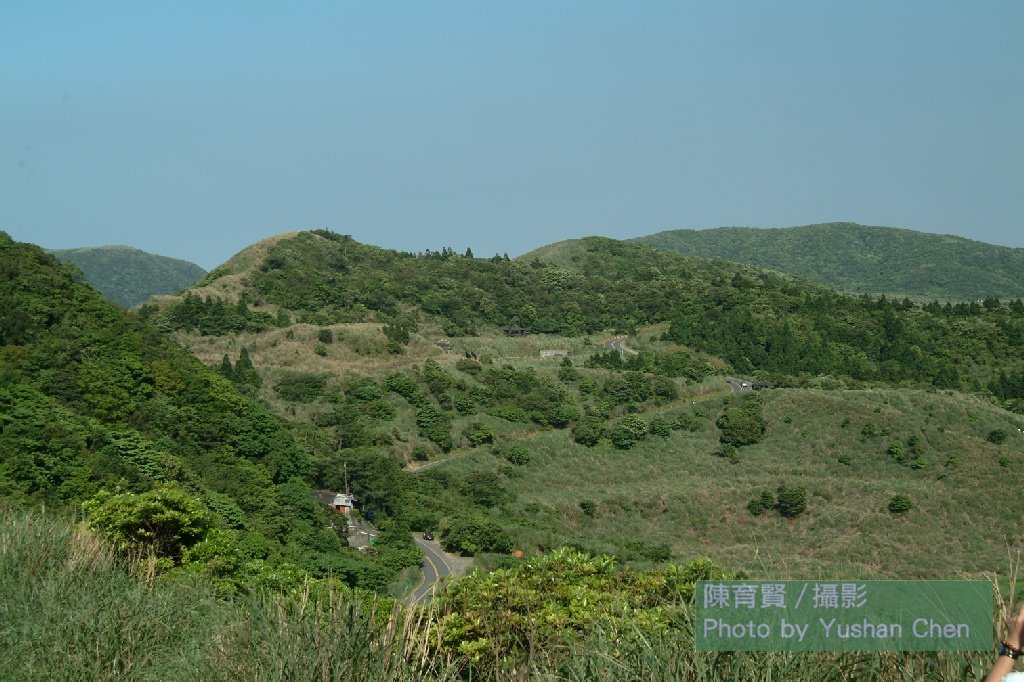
[
  {"xmin": 49, "ymin": 244, "xmax": 207, "ymax": 307},
  {"xmin": 0, "ymin": 232, "xmax": 419, "ymax": 592},
  {"xmin": 633, "ymin": 222, "xmax": 1024, "ymax": 300}
]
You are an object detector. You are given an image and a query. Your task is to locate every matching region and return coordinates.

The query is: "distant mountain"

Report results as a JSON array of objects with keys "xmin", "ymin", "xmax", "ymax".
[
  {"xmin": 49, "ymin": 245, "xmax": 206, "ymax": 307},
  {"xmin": 633, "ymin": 222, "xmax": 1024, "ymax": 300}
]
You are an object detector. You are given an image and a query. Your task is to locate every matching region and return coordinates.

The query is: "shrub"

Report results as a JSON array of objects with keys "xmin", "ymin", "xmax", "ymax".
[
  {"xmin": 716, "ymin": 396, "xmax": 767, "ymax": 447},
  {"xmin": 775, "ymin": 485, "xmax": 807, "ymax": 518},
  {"xmin": 571, "ymin": 416, "xmax": 604, "ymax": 447},
  {"xmin": 837, "ymin": 454, "xmax": 851, "ymax": 465},
  {"xmin": 462, "ymin": 422, "xmax": 495, "ymax": 447},
  {"xmin": 411, "ymin": 445, "xmax": 431, "ymax": 461},
  {"xmin": 714, "ymin": 443, "xmax": 739, "ymax": 463},
  {"xmin": 500, "ymin": 444, "xmax": 531, "ymax": 466},
  {"xmin": 988, "ymin": 429, "xmax": 1008, "ymax": 444},
  {"xmin": 747, "ymin": 490, "xmax": 775, "ymax": 516},
  {"xmin": 273, "ymin": 372, "xmax": 328, "ymax": 403},
  {"xmin": 317, "ymin": 328, "xmax": 333, "ymax": 344},
  {"xmin": 83, "ymin": 485, "xmax": 211, "ymax": 563},
  {"xmin": 314, "ymin": 343, "xmax": 327, "ymax": 357},
  {"xmin": 455, "ymin": 358, "xmax": 482, "ymax": 375},
  {"xmin": 609, "ymin": 415, "xmax": 647, "ymax": 450},
  {"xmin": 649, "ymin": 416, "xmax": 672, "ymax": 438},
  {"xmin": 441, "ymin": 515, "xmax": 513, "ymax": 555},
  {"xmin": 888, "ymin": 494, "xmax": 913, "ymax": 514},
  {"xmin": 579, "ymin": 500, "xmax": 596, "ymax": 517}
]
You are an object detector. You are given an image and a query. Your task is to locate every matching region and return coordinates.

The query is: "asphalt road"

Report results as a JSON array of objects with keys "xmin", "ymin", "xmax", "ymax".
[
  {"xmin": 408, "ymin": 535, "xmax": 457, "ymax": 605},
  {"xmin": 604, "ymin": 336, "xmax": 638, "ymax": 355},
  {"xmin": 725, "ymin": 377, "xmax": 753, "ymax": 394}
]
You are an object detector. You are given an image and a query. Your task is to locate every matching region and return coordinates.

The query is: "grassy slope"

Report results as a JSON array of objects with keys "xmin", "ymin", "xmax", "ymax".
[
  {"xmin": 441, "ymin": 386, "xmax": 1024, "ymax": 579},
  {"xmin": 632, "ymin": 223, "xmax": 1024, "ymax": 300},
  {"xmin": 50, "ymin": 245, "xmax": 207, "ymax": 307}
]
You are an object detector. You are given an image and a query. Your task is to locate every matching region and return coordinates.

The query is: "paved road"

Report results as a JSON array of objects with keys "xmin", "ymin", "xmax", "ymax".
[
  {"xmin": 408, "ymin": 535, "xmax": 458, "ymax": 605},
  {"xmin": 604, "ymin": 336, "xmax": 638, "ymax": 356},
  {"xmin": 725, "ymin": 377, "xmax": 753, "ymax": 394}
]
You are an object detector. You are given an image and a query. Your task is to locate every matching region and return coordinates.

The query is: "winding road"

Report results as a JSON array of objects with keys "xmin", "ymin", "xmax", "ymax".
[
  {"xmin": 407, "ymin": 534, "xmax": 467, "ymax": 605},
  {"xmin": 604, "ymin": 336, "xmax": 638, "ymax": 355}
]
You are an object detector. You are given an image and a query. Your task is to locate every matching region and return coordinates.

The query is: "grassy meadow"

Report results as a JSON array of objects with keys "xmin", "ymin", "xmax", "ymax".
[{"xmin": 440, "ymin": 387, "xmax": 1024, "ymax": 579}]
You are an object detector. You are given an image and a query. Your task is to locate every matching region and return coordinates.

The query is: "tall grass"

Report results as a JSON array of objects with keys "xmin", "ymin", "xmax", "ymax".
[{"xmin": 0, "ymin": 508, "xmax": 1007, "ymax": 680}]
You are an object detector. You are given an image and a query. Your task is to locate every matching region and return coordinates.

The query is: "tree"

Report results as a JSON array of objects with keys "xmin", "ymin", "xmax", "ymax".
[
  {"xmin": 572, "ymin": 416, "xmax": 604, "ymax": 446},
  {"xmin": 775, "ymin": 485, "xmax": 806, "ymax": 518},
  {"xmin": 83, "ymin": 485, "xmax": 211, "ymax": 562},
  {"xmin": 609, "ymin": 415, "xmax": 647, "ymax": 450},
  {"xmin": 716, "ymin": 396, "xmax": 767, "ymax": 447}
]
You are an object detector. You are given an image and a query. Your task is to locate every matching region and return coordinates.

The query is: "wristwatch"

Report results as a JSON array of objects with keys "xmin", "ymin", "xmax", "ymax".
[{"xmin": 1000, "ymin": 640, "xmax": 1021, "ymax": 659}]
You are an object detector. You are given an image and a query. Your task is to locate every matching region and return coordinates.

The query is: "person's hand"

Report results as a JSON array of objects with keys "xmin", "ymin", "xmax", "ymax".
[{"xmin": 1008, "ymin": 604, "xmax": 1024, "ymax": 650}]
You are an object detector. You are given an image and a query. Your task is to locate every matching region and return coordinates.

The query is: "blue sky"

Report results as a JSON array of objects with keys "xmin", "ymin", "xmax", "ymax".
[{"xmin": 2, "ymin": 1, "xmax": 1021, "ymax": 269}]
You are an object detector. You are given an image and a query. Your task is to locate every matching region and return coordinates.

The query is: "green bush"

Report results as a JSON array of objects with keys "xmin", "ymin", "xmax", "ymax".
[
  {"xmin": 497, "ymin": 443, "xmax": 531, "ymax": 466},
  {"xmin": 746, "ymin": 490, "xmax": 775, "ymax": 516},
  {"xmin": 317, "ymin": 328, "xmax": 334, "ymax": 344},
  {"xmin": 716, "ymin": 395, "xmax": 767, "ymax": 447},
  {"xmin": 649, "ymin": 416, "xmax": 672, "ymax": 437},
  {"xmin": 775, "ymin": 485, "xmax": 807, "ymax": 518},
  {"xmin": 988, "ymin": 429, "xmax": 1008, "ymax": 444},
  {"xmin": 571, "ymin": 415, "xmax": 605, "ymax": 446},
  {"xmin": 83, "ymin": 485, "xmax": 212, "ymax": 563},
  {"xmin": 888, "ymin": 494, "xmax": 913, "ymax": 514},
  {"xmin": 455, "ymin": 358, "xmax": 482, "ymax": 375},
  {"xmin": 579, "ymin": 500, "xmax": 597, "ymax": 517},
  {"xmin": 609, "ymin": 414, "xmax": 647, "ymax": 450},
  {"xmin": 441, "ymin": 515, "xmax": 513, "ymax": 555},
  {"xmin": 462, "ymin": 422, "xmax": 495, "ymax": 447},
  {"xmin": 273, "ymin": 371, "xmax": 328, "ymax": 402}
]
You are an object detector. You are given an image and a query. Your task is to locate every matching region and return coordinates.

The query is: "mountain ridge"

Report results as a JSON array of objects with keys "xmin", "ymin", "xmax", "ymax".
[{"xmin": 632, "ymin": 222, "xmax": 1024, "ymax": 300}]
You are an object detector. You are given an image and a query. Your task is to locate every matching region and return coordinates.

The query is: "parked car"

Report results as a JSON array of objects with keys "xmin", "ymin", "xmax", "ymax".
[{"xmin": 422, "ymin": 532, "xmax": 434, "ymax": 541}]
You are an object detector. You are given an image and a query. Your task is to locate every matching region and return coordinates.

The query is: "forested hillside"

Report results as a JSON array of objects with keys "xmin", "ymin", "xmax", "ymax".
[
  {"xmin": 633, "ymin": 222, "xmax": 1024, "ymax": 300},
  {"xmin": 0, "ymin": 232, "xmax": 419, "ymax": 591},
  {"xmin": 133, "ymin": 229, "xmax": 1024, "ymax": 580},
  {"xmin": 50, "ymin": 245, "xmax": 207, "ymax": 307}
]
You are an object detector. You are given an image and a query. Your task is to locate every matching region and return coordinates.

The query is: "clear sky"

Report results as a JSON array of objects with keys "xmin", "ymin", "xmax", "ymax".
[{"xmin": 2, "ymin": 1, "xmax": 1021, "ymax": 270}]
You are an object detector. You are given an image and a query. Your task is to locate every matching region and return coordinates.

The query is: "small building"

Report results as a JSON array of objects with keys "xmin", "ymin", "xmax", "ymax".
[
  {"xmin": 539, "ymin": 349, "xmax": 569, "ymax": 359},
  {"xmin": 312, "ymin": 490, "xmax": 357, "ymax": 514}
]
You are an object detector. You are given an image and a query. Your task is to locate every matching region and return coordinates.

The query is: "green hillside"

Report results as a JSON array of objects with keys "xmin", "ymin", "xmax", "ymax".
[
  {"xmin": 9, "ymin": 228, "xmax": 1024, "ymax": 677},
  {"xmin": 49, "ymin": 244, "xmax": 207, "ymax": 307},
  {"xmin": 633, "ymin": 222, "xmax": 1024, "ymax": 300},
  {"xmin": 138, "ymin": 229, "xmax": 1024, "ymax": 580},
  {"xmin": 0, "ymin": 231, "xmax": 419, "ymax": 593}
]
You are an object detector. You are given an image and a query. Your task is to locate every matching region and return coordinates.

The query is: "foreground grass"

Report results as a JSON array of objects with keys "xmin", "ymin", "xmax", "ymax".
[{"xmin": 0, "ymin": 507, "xmax": 1009, "ymax": 681}]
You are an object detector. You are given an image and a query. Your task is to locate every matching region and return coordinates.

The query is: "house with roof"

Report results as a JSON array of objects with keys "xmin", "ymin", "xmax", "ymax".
[{"xmin": 312, "ymin": 489, "xmax": 357, "ymax": 514}]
